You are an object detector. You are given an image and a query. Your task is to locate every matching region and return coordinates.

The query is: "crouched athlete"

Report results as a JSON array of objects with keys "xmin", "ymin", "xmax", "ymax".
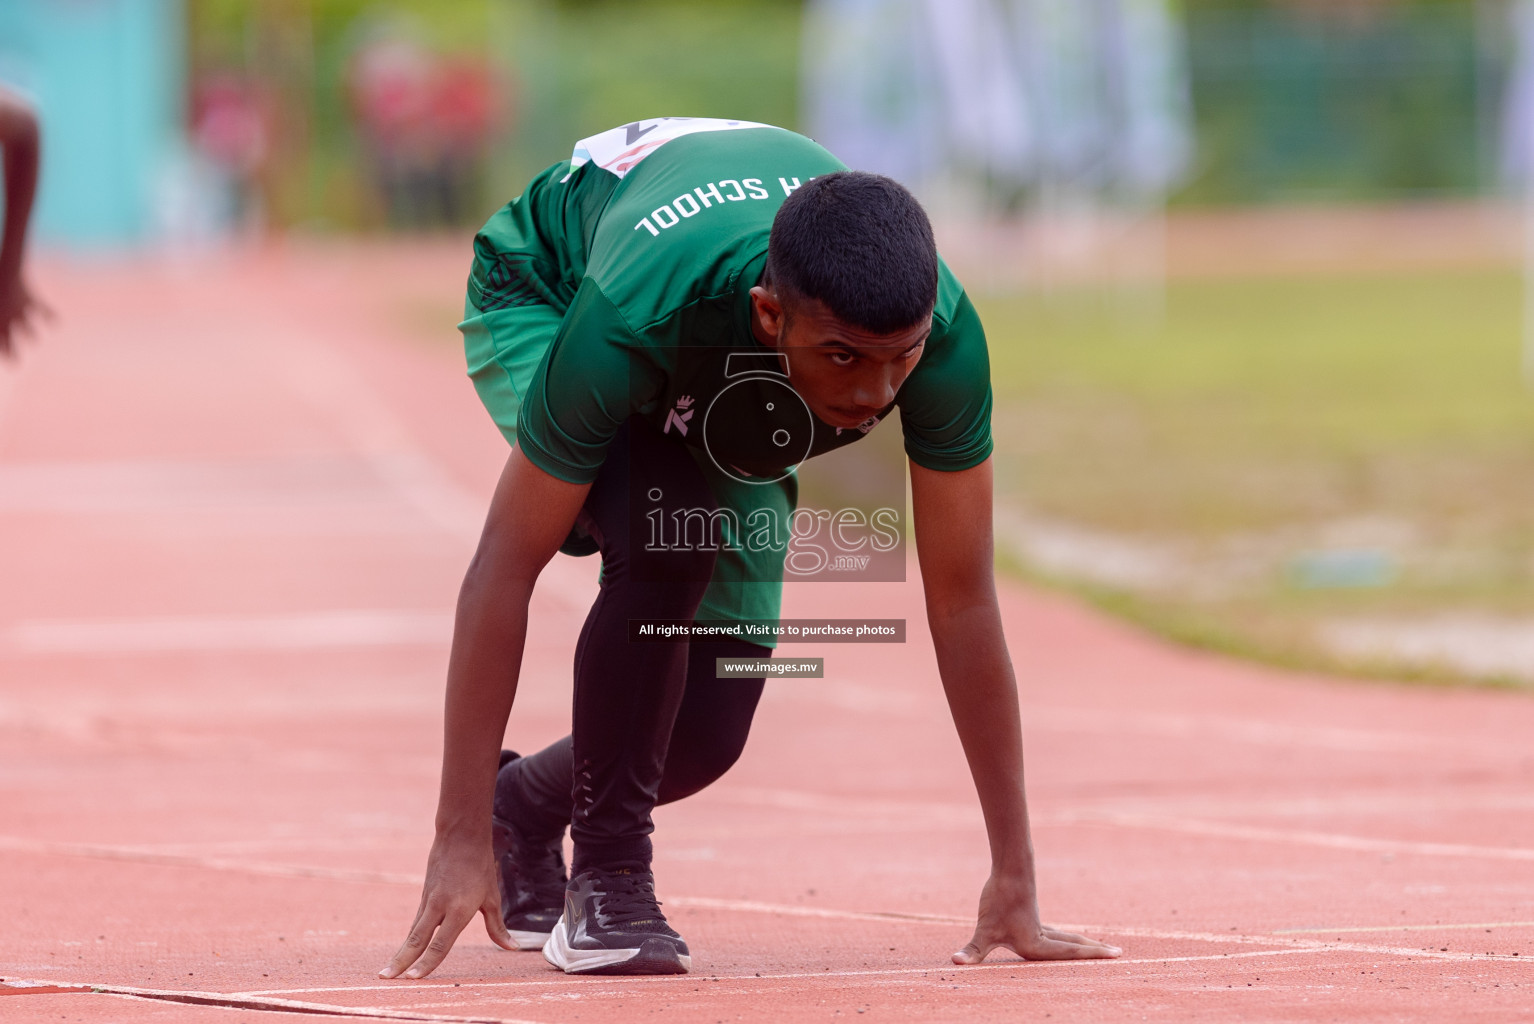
[{"xmin": 381, "ymin": 118, "xmax": 1121, "ymax": 979}]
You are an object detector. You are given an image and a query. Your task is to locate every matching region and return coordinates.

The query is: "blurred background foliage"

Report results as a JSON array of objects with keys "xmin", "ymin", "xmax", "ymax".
[
  {"xmin": 1181, "ymin": 0, "xmax": 1499, "ymax": 204},
  {"xmin": 186, "ymin": 0, "xmax": 802, "ymax": 230},
  {"xmin": 183, "ymin": 0, "xmax": 1513, "ymax": 231}
]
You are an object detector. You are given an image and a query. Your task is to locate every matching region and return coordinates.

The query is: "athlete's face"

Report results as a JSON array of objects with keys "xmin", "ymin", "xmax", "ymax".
[{"xmin": 749, "ymin": 284, "xmax": 930, "ymax": 431}]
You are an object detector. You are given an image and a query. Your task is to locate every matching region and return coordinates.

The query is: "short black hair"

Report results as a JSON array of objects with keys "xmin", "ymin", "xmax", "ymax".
[{"xmin": 765, "ymin": 171, "xmax": 938, "ymax": 335}]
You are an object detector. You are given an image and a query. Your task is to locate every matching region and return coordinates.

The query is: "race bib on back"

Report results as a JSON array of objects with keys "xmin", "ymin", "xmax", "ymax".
[{"xmin": 562, "ymin": 117, "xmax": 780, "ymax": 181}]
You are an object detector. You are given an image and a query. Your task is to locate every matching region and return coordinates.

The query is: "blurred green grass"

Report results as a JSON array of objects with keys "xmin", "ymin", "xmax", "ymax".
[{"xmin": 974, "ymin": 268, "xmax": 1534, "ymax": 685}]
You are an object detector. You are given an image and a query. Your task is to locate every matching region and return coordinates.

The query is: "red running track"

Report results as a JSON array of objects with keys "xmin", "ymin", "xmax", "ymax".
[{"xmin": 1, "ymin": 244, "xmax": 1531, "ymax": 1023}]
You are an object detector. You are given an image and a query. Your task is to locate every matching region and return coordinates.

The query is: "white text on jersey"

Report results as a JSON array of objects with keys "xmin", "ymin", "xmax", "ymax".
[{"xmin": 634, "ymin": 176, "xmax": 815, "ymax": 238}]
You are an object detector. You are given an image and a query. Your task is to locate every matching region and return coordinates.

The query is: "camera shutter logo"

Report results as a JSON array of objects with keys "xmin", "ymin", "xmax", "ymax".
[{"xmin": 702, "ymin": 352, "xmax": 815, "ymax": 485}]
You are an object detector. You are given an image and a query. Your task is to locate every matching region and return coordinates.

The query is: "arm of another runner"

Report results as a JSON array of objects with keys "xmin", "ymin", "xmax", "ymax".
[
  {"xmin": 910, "ymin": 457, "xmax": 1121, "ymax": 964},
  {"xmin": 380, "ymin": 447, "xmax": 591, "ymax": 980},
  {"xmin": 0, "ymin": 87, "xmax": 47, "ymax": 358}
]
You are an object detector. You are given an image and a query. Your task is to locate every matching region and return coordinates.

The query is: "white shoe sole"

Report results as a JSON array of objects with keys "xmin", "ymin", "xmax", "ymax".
[
  {"xmin": 541, "ymin": 916, "xmax": 691, "ymax": 975},
  {"xmin": 509, "ymin": 929, "xmax": 551, "ymax": 951}
]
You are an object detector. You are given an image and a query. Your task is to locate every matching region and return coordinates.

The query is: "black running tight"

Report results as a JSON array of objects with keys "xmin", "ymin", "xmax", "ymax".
[{"xmin": 496, "ymin": 419, "xmax": 768, "ymax": 871}]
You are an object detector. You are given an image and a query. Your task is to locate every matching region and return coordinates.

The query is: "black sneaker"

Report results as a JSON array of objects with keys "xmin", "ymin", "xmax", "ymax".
[
  {"xmin": 542, "ymin": 866, "xmax": 691, "ymax": 975},
  {"xmin": 492, "ymin": 751, "xmax": 568, "ymax": 950}
]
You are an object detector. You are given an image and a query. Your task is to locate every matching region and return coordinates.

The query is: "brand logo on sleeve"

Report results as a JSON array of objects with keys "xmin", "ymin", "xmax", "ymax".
[{"xmin": 663, "ymin": 395, "xmax": 695, "ymax": 436}]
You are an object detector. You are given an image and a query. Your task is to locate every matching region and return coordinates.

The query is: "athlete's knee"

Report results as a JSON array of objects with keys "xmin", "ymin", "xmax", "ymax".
[
  {"xmin": 690, "ymin": 727, "xmax": 749, "ymax": 783},
  {"xmin": 659, "ymin": 724, "xmax": 751, "ymax": 803}
]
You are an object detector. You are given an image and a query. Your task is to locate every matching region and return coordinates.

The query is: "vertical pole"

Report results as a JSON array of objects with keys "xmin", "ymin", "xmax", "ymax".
[
  {"xmin": 1492, "ymin": 0, "xmax": 1534, "ymax": 380},
  {"xmin": 1524, "ymin": 169, "xmax": 1534, "ymax": 382},
  {"xmin": 1517, "ymin": 0, "xmax": 1534, "ymax": 383}
]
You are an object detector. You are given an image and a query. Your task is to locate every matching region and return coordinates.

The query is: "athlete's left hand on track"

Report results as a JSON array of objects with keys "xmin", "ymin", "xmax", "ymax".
[
  {"xmin": 952, "ymin": 873, "xmax": 1122, "ymax": 963},
  {"xmin": 378, "ymin": 833, "xmax": 516, "ymax": 979}
]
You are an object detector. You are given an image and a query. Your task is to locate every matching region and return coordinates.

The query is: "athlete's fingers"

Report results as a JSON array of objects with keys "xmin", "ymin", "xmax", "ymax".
[
  {"xmin": 954, "ymin": 931, "xmax": 1120, "ymax": 964},
  {"xmin": 379, "ymin": 901, "xmax": 442, "ymax": 979},
  {"xmin": 482, "ymin": 887, "xmax": 515, "ymax": 951},
  {"xmin": 1052, "ymin": 937, "xmax": 1121, "ymax": 957},
  {"xmin": 951, "ymin": 939, "xmax": 996, "ymax": 965},
  {"xmin": 1040, "ymin": 926, "xmax": 1093, "ymax": 943},
  {"xmin": 1042, "ymin": 926, "xmax": 1121, "ymax": 952},
  {"xmin": 1015, "ymin": 936, "xmax": 1122, "ymax": 960},
  {"xmin": 402, "ymin": 906, "xmax": 475, "ymax": 979}
]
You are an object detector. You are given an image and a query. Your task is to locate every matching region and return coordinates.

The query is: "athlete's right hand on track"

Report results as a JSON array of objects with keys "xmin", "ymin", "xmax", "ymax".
[
  {"xmin": 952, "ymin": 872, "xmax": 1122, "ymax": 964},
  {"xmin": 0, "ymin": 277, "xmax": 50, "ymax": 358},
  {"xmin": 379, "ymin": 833, "xmax": 515, "ymax": 979}
]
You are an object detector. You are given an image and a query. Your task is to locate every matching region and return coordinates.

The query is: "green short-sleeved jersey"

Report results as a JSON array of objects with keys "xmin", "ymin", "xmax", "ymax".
[{"xmin": 460, "ymin": 118, "xmax": 992, "ymax": 631}]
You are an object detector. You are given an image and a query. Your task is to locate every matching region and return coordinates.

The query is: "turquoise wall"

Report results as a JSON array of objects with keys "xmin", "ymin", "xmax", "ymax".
[{"xmin": 0, "ymin": 0, "xmax": 183, "ymax": 246}]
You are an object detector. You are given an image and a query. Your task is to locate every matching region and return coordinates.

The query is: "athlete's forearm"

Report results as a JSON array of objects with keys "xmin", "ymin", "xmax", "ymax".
[
  {"xmin": 0, "ymin": 95, "xmax": 39, "ymax": 284},
  {"xmin": 433, "ymin": 555, "xmax": 534, "ymax": 843},
  {"xmin": 929, "ymin": 597, "xmax": 1037, "ymax": 882},
  {"xmin": 383, "ymin": 549, "xmax": 533, "ymax": 981},
  {"xmin": 910, "ymin": 460, "xmax": 1035, "ymax": 879},
  {"xmin": 431, "ymin": 448, "xmax": 590, "ymax": 846}
]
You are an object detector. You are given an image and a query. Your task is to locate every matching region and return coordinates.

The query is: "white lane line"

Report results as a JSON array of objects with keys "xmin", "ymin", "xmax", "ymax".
[
  {"xmin": 0, "ymin": 456, "xmax": 394, "ymax": 513},
  {"xmin": 273, "ymin": 341, "xmax": 485, "ymax": 544},
  {"xmin": 8, "ymin": 832, "xmax": 1534, "ymax": 959},
  {"xmin": 701, "ymin": 787, "xmax": 979, "ymax": 827},
  {"xmin": 371, "ymin": 948, "xmax": 1345, "ymax": 1008},
  {"xmin": 9, "ymin": 952, "xmax": 1321, "ymax": 1011},
  {"xmin": 692, "ymin": 787, "xmax": 1534, "ymax": 856},
  {"xmin": 1058, "ymin": 812, "xmax": 1534, "ymax": 862},
  {"xmin": 669, "ymin": 901, "xmax": 1533, "ymax": 964},
  {"xmin": 1066, "ymin": 790, "xmax": 1534, "ymax": 820},
  {"xmin": 667, "ymin": 900, "xmax": 1534, "ymax": 968},
  {"xmin": 307, "ymin": 330, "xmax": 599, "ymax": 613},
  {"xmin": 0, "ymin": 609, "xmax": 455, "ymax": 655},
  {"xmin": 234, "ymin": 950, "xmax": 1327, "ymax": 998},
  {"xmin": 1275, "ymin": 921, "xmax": 1534, "ymax": 935},
  {"xmin": 1071, "ymin": 926, "xmax": 1531, "ymax": 964},
  {"xmin": 1027, "ymin": 706, "xmax": 1457, "ymax": 755},
  {"xmin": 701, "ymin": 785, "xmax": 1534, "ymax": 831},
  {"xmin": 7, "ymin": 837, "xmax": 1529, "ymax": 973},
  {"xmin": 270, "ymin": 338, "xmax": 595, "ymax": 614},
  {"xmin": 0, "ymin": 835, "xmax": 422, "ymax": 885},
  {"xmin": 672, "ymin": 895, "xmax": 967, "ymax": 925},
  {"xmin": 237, "ymin": 918, "xmax": 1534, "ymax": 999},
  {"xmin": 238, "ymin": 940, "xmax": 1531, "ymax": 1001},
  {"xmin": 0, "ymin": 978, "xmax": 541, "ymax": 1024},
  {"xmin": 4, "ymin": 941, "xmax": 1515, "ymax": 1023}
]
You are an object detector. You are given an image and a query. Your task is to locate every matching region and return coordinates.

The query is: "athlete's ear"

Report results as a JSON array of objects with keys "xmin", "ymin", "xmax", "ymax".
[{"xmin": 749, "ymin": 284, "xmax": 786, "ymax": 348}]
